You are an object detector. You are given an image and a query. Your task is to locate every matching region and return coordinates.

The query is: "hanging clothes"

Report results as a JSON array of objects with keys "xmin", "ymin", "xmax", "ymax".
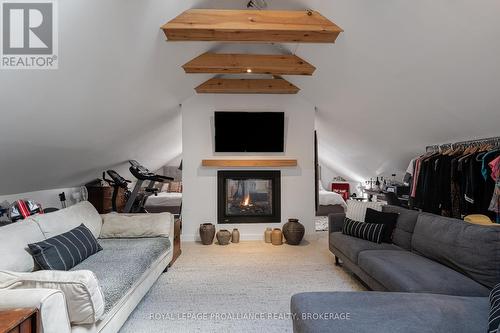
[
  {"xmin": 406, "ymin": 143, "xmax": 499, "ymax": 220},
  {"xmin": 488, "ymin": 156, "xmax": 500, "ymax": 223}
]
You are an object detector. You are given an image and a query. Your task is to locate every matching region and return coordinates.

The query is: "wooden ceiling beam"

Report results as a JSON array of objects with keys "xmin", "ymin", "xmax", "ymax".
[
  {"xmin": 183, "ymin": 52, "xmax": 316, "ymax": 76},
  {"xmin": 195, "ymin": 78, "xmax": 300, "ymax": 94},
  {"xmin": 162, "ymin": 9, "xmax": 343, "ymax": 43}
]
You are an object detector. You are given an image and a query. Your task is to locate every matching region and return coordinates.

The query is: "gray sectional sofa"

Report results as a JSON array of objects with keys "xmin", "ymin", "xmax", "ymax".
[{"xmin": 291, "ymin": 205, "xmax": 500, "ymax": 333}]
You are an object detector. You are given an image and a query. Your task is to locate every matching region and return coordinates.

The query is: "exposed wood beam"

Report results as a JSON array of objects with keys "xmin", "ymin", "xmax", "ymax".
[
  {"xmin": 183, "ymin": 53, "xmax": 316, "ymax": 75},
  {"xmin": 195, "ymin": 78, "xmax": 300, "ymax": 94},
  {"xmin": 162, "ymin": 9, "xmax": 343, "ymax": 43},
  {"xmin": 202, "ymin": 159, "xmax": 298, "ymax": 167}
]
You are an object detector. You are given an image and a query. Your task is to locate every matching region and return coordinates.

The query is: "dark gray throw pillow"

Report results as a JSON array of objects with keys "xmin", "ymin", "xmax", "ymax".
[
  {"xmin": 28, "ymin": 224, "xmax": 102, "ymax": 271},
  {"xmin": 490, "ymin": 283, "xmax": 500, "ymax": 333},
  {"xmin": 342, "ymin": 217, "xmax": 385, "ymax": 244},
  {"xmin": 365, "ymin": 208, "xmax": 399, "ymax": 243}
]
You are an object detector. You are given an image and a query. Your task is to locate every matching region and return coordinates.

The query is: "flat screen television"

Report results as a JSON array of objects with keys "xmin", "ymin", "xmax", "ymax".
[{"xmin": 214, "ymin": 112, "xmax": 285, "ymax": 152}]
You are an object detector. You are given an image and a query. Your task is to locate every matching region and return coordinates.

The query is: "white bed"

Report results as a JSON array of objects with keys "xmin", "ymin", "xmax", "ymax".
[
  {"xmin": 146, "ymin": 192, "xmax": 182, "ymax": 207},
  {"xmin": 319, "ymin": 189, "xmax": 347, "ymax": 209},
  {"xmin": 145, "ymin": 192, "xmax": 182, "ymax": 214},
  {"xmin": 316, "ymin": 182, "xmax": 347, "ymax": 216}
]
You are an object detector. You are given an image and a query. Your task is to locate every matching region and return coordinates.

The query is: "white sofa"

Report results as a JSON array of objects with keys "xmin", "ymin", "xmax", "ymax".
[{"xmin": 0, "ymin": 201, "xmax": 174, "ymax": 333}]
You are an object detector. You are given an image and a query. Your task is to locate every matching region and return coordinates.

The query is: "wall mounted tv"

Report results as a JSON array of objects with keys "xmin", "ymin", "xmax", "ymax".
[{"xmin": 214, "ymin": 112, "xmax": 285, "ymax": 153}]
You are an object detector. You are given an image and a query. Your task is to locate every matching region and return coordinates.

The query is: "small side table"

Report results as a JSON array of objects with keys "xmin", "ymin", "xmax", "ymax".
[
  {"xmin": 169, "ymin": 218, "xmax": 182, "ymax": 267},
  {"xmin": 0, "ymin": 308, "xmax": 38, "ymax": 333}
]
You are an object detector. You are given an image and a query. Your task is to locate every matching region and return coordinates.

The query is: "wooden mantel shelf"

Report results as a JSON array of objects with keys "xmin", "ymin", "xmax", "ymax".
[{"xmin": 202, "ymin": 159, "xmax": 298, "ymax": 167}]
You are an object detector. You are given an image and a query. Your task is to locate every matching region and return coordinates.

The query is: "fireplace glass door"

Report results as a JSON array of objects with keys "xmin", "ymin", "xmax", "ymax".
[
  {"xmin": 225, "ymin": 178, "xmax": 273, "ymax": 216},
  {"xmin": 218, "ymin": 171, "xmax": 281, "ymax": 223}
]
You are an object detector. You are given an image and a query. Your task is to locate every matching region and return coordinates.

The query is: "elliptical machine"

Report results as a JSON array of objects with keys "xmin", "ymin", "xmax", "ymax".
[
  {"xmin": 102, "ymin": 170, "xmax": 131, "ymax": 212},
  {"xmin": 124, "ymin": 160, "xmax": 173, "ymax": 213}
]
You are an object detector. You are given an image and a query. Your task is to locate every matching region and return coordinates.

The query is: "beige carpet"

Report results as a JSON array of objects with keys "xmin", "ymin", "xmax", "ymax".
[{"xmin": 120, "ymin": 233, "xmax": 365, "ymax": 333}]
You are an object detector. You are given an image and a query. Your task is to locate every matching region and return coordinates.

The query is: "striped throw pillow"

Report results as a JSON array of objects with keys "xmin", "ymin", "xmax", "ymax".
[
  {"xmin": 28, "ymin": 224, "xmax": 102, "ymax": 271},
  {"xmin": 489, "ymin": 283, "xmax": 500, "ymax": 333},
  {"xmin": 342, "ymin": 217, "xmax": 385, "ymax": 244},
  {"xmin": 346, "ymin": 200, "xmax": 384, "ymax": 222}
]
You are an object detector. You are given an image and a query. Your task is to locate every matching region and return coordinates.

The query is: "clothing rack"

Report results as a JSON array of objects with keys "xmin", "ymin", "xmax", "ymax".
[{"xmin": 426, "ymin": 136, "xmax": 500, "ymax": 153}]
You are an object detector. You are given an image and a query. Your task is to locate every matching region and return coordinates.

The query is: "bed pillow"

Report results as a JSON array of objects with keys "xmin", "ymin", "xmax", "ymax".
[
  {"xmin": 161, "ymin": 183, "xmax": 170, "ymax": 192},
  {"xmin": 342, "ymin": 217, "xmax": 385, "ymax": 244},
  {"xmin": 0, "ymin": 269, "xmax": 105, "ymax": 325},
  {"xmin": 365, "ymin": 208, "xmax": 400, "ymax": 243},
  {"xmin": 168, "ymin": 181, "xmax": 182, "ymax": 193},
  {"xmin": 28, "ymin": 224, "xmax": 102, "ymax": 271}
]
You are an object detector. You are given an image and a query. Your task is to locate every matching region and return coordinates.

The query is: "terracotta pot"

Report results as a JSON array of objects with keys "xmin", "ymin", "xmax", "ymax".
[
  {"xmin": 232, "ymin": 228, "xmax": 240, "ymax": 243},
  {"xmin": 283, "ymin": 218, "xmax": 305, "ymax": 245},
  {"xmin": 271, "ymin": 228, "xmax": 283, "ymax": 245},
  {"xmin": 217, "ymin": 229, "xmax": 231, "ymax": 245},
  {"xmin": 199, "ymin": 223, "xmax": 215, "ymax": 245},
  {"xmin": 264, "ymin": 228, "xmax": 272, "ymax": 243}
]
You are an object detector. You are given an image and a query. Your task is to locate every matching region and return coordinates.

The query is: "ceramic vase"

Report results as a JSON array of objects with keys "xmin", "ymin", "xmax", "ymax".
[
  {"xmin": 199, "ymin": 223, "xmax": 215, "ymax": 245},
  {"xmin": 264, "ymin": 228, "xmax": 272, "ymax": 243},
  {"xmin": 271, "ymin": 228, "xmax": 283, "ymax": 245},
  {"xmin": 232, "ymin": 228, "xmax": 240, "ymax": 243},
  {"xmin": 283, "ymin": 218, "xmax": 305, "ymax": 245},
  {"xmin": 216, "ymin": 229, "xmax": 231, "ymax": 245}
]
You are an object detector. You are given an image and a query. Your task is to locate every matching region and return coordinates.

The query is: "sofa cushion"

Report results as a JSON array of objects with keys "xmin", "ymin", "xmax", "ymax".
[
  {"xmin": 71, "ymin": 237, "xmax": 171, "ymax": 315},
  {"xmin": 291, "ymin": 292, "xmax": 489, "ymax": 333},
  {"xmin": 29, "ymin": 201, "xmax": 102, "ymax": 239},
  {"xmin": 365, "ymin": 208, "xmax": 399, "ymax": 243},
  {"xmin": 330, "ymin": 232, "xmax": 402, "ymax": 264},
  {"xmin": 0, "ymin": 221, "xmax": 45, "ymax": 272},
  {"xmin": 412, "ymin": 213, "xmax": 500, "ymax": 289},
  {"xmin": 0, "ymin": 269, "xmax": 105, "ymax": 325},
  {"xmin": 28, "ymin": 224, "xmax": 102, "ymax": 271},
  {"xmin": 100, "ymin": 212, "xmax": 173, "ymax": 238},
  {"xmin": 342, "ymin": 218, "xmax": 385, "ymax": 244},
  {"xmin": 382, "ymin": 205, "xmax": 419, "ymax": 250},
  {"xmin": 346, "ymin": 200, "xmax": 383, "ymax": 222},
  {"xmin": 358, "ymin": 250, "xmax": 490, "ymax": 296}
]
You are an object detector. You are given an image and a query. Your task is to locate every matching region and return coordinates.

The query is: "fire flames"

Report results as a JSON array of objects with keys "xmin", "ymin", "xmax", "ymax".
[{"xmin": 242, "ymin": 194, "xmax": 251, "ymax": 206}]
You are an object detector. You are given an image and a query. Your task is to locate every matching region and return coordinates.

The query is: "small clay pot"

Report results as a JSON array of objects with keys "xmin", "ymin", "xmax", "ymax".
[
  {"xmin": 264, "ymin": 228, "xmax": 272, "ymax": 243},
  {"xmin": 231, "ymin": 228, "xmax": 240, "ymax": 243},
  {"xmin": 199, "ymin": 223, "xmax": 215, "ymax": 245},
  {"xmin": 271, "ymin": 228, "xmax": 283, "ymax": 245},
  {"xmin": 217, "ymin": 229, "xmax": 231, "ymax": 245}
]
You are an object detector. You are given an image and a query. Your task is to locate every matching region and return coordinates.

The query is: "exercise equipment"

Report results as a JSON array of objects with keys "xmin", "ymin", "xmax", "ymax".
[
  {"xmin": 124, "ymin": 160, "xmax": 173, "ymax": 213},
  {"xmin": 103, "ymin": 170, "xmax": 131, "ymax": 212}
]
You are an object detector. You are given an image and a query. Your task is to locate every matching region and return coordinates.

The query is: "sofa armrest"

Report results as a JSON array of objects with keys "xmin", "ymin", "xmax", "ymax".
[
  {"xmin": 0, "ymin": 270, "xmax": 105, "ymax": 325},
  {"xmin": 328, "ymin": 212, "xmax": 346, "ymax": 233},
  {"xmin": 0, "ymin": 289, "xmax": 71, "ymax": 333},
  {"xmin": 100, "ymin": 212, "xmax": 173, "ymax": 238}
]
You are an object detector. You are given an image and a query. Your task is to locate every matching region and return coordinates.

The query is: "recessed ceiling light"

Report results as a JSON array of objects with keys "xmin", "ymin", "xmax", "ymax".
[{"xmin": 246, "ymin": 69, "xmax": 252, "ymax": 73}]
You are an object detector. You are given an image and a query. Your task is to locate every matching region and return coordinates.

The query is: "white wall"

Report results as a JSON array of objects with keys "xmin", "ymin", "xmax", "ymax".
[
  {"xmin": 1, "ymin": 0, "xmax": 499, "ymax": 199},
  {"xmin": 319, "ymin": 163, "xmax": 363, "ymax": 197},
  {"xmin": 182, "ymin": 94, "xmax": 316, "ymax": 241},
  {"xmin": 0, "ymin": 187, "xmax": 80, "ymax": 210}
]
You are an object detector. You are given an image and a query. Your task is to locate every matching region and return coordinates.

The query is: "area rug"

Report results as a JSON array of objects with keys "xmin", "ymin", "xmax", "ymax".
[{"xmin": 120, "ymin": 235, "xmax": 364, "ymax": 333}]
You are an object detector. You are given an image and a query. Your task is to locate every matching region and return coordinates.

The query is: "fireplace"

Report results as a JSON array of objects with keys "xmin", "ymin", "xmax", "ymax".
[{"xmin": 217, "ymin": 170, "xmax": 281, "ymax": 224}]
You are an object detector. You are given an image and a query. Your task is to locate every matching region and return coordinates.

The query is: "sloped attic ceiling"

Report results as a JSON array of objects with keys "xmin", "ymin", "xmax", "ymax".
[{"xmin": 1, "ymin": 0, "xmax": 499, "ymax": 195}]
